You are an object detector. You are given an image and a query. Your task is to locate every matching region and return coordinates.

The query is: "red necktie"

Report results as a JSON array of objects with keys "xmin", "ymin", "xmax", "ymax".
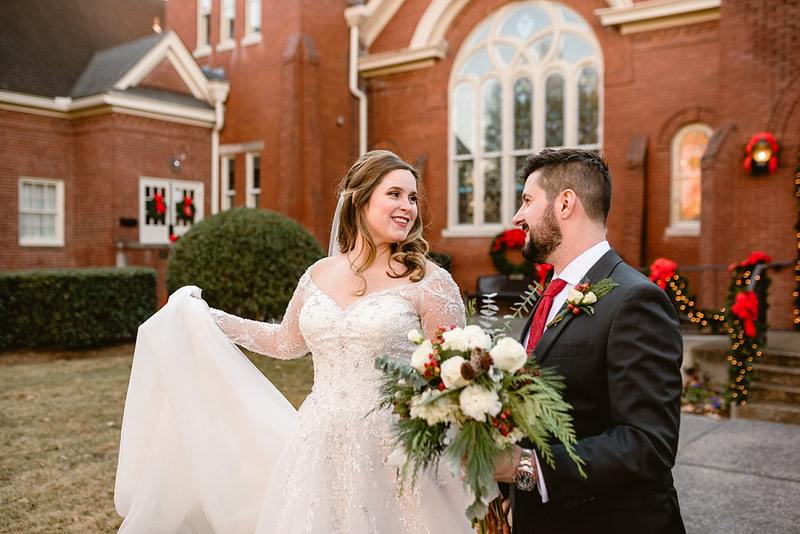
[{"xmin": 526, "ymin": 278, "xmax": 568, "ymax": 354}]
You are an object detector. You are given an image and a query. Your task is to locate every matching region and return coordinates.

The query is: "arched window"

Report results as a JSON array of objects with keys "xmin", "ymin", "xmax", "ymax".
[
  {"xmin": 667, "ymin": 123, "xmax": 711, "ymax": 236},
  {"xmin": 446, "ymin": 1, "xmax": 603, "ymax": 235}
]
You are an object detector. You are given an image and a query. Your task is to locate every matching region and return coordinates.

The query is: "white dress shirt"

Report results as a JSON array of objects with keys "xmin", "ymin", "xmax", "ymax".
[{"xmin": 523, "ymin": 240, "xmax": 610, "ymax": 502}]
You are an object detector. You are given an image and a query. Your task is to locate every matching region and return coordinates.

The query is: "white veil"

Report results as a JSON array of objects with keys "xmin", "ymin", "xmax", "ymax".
[{"xmin": 327, "ymin": 193, "xmax": 345, "ymax": 257}]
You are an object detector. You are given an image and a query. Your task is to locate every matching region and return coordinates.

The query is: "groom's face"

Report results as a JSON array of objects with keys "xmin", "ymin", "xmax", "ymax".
[{"xmin": 512, "ymin": 172, "xmax": 562, "ymax": 264}]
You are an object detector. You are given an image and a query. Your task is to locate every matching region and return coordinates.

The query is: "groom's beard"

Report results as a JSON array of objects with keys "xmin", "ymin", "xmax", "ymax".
[{"xmin": 521, "ymin": 204, "xmax": 562, "ymax": 264}]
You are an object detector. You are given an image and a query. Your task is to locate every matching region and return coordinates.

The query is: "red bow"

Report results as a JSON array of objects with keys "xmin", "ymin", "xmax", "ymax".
[
  {"xmin": 743, "ymin": 131, "xmax": 779, "ymax": 174},
  {"xmin": 648, "ymin": 258, "xmax": 677, "ymax": 290},
  {"xmin": 153, "ymin": 193, "xmax": 166, "ymax": 215},
  {"xmin": 731, "ymin": 290, "xmax": 759, "ymax": 338},
  {"xmin": 534, "ymin": 263, "xmax": 553, "ymax": 287},
  {"xmin": 729, "ymin": 251, "xmax": 772, "ymax": 271},
  {"xmin": 183, "ymin": 196, "xmax": 193, "ymax": 217},
  {"xmin": 492, "ymin": 228, "xmax": 526, "ymax": 251}
]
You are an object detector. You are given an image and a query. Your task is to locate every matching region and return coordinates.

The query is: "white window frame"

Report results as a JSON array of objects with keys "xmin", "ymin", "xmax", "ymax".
[
  {"xmin": 246, "ymin": 152, "xmax": 261, "ymax": 208},
  {"xmin": 139, "ymin": 177, "xmax": 204, "ymax": 244},
  {"xmin": 19, "ymin": 177, "xmax": 64, "ymax": 247},
  {"xmin": 444, "ymin": 1, "xmax": 603, "ymax": 237},
  {"xmin": 217, "ymin": 0, "xmax": 236, "ymax": 52},
  {"xmin": 195, "ymin": 0, "xmax": 212, "ymax": 57},
  {"xmin": 666, "ymin": 123, "xmax": 711, "ymax": 237},
  {"xmin": 242, "ymin": 0, "xmax": 262, "ymax": 46},
  {"xmin": 221, "ymin": 156, "xmax": 236, "ymax": 210}
]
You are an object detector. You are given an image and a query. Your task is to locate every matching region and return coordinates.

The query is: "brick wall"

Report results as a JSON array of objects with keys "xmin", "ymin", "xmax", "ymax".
[
  {"xmin": 363, "ymin": 0, "xmax": 798, "ymax": 328},
  {"xmin": 0, "ymin": 107, "xmax": 212, "ymax": 304},
  {"xmin": 165, "ymin": 0, "xmax": 357, "ymax": 247}
]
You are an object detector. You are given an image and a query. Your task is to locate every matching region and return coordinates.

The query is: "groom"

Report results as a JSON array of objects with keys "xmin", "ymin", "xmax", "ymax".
[{"xmin": 493, "ymin": 148, "xmax": 686, "ymax": 533}]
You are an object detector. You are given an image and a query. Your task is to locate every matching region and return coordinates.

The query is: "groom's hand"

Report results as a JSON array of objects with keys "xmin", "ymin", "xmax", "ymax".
[{"xmin": 493, "ymin": 445, "xmax": 523, "ymax": 483}]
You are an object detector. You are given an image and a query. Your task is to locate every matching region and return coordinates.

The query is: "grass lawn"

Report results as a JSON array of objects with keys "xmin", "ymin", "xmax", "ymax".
[{"xmin": 0, "ymin": 344, "xmax": 313, "ymax": 534}]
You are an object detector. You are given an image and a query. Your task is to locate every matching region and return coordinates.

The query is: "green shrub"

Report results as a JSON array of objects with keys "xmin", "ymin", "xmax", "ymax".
[
  {"xmin": 0, "ymin": 267, "xmax": 156, "ymax": 350},
  {"xmin": 166, "ymin": 207, "xmax": 325, "ymax": 320}
]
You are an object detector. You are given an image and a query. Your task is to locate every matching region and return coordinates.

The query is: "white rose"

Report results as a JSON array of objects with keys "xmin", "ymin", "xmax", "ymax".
[
  {"xmin": 582, "ymin": 291, "xmax": 597, "ymax": 305},
  {"xmin": 411, "ymin": 340, "xmax": 433, "ymax": 374},
  {"xmin": 407, "ymin": 328, "xmax": 424, "ymax": 344},
  {"xmin": 440, "ymin": 356, "xmax": 469, "ymax": 389},
  {"xmin": 409, "ymin": 389, "xmax": 460, "ymax": 425},
  {"xmin": 489, "ymin": 337, "xmax": 527, "ymax": 373},
  {"xmin": 459, "ymin": 384, "xmax": 502, "ymax": 423},
  {"xmin": 461, "ymin": 324, "xmax": 492, "ymax": 351},
  {"xmin": 441, "ymin": 327, "xmax": 466, "ymax": 352},
  {"xmin": 566, "ymin": 288, "xmax": 584, "ymax": 304}
]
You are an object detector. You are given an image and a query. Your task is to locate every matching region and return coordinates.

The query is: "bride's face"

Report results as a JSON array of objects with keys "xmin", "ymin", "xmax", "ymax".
[{"xmin": 362, "ymin": 169, "xmax": 418, "ymax": 247}]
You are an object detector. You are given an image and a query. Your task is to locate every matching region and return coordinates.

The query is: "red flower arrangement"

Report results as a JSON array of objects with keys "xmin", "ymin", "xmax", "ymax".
[
  {"xmin": 731, "ymin": 290, "xmax": 759, "ymax": 338},
  {"xmin": 648, "ymin": 258, "xmax": 677, "ymax": 290}
]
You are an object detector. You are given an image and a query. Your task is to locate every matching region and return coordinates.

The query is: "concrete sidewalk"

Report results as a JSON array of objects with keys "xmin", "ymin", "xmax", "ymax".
[{"xmin": 675, "ymin": 413, "xmax": 800, "ymax": 533}]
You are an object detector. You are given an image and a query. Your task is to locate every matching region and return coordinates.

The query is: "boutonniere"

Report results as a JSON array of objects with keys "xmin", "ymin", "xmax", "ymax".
[{"xmin": 548, "ymin": 278, "xmax": 618, "ymax": 327}]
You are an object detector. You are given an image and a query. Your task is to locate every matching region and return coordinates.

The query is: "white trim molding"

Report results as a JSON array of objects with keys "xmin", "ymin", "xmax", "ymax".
[
  {"xmin": 0, "ymin": 89, "xmax": 218, "ymax": 128},
  {"xmin": 358, "ymin": 42, "xmax": 449, "ymax": 78},
  {"xmin": 115, "ymin": 31, "xmax": 212, "ymax": 101},
  {"xmin": 344, "ymin": 0, "xmax": 406, "ymax": 49},
  {"xmin": 0, "ymin": 29, "xmax": 229, "ymax": 129},
  {"xmin": 595, "ymin": 0, "xmax": 721, "ymax": 35}
]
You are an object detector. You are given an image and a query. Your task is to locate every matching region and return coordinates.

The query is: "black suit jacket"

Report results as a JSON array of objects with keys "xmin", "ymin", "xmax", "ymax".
[{"xmin": 511, "ymin": 249, "xmax": 686, "ymax": 533}]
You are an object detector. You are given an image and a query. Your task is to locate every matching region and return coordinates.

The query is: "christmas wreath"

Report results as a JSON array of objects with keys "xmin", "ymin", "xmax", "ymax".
[
  {"xmin": 489, "ymin": 228, "xmax": 532, "ymax": 276},
  {"xmin": 176, "ymin": 195, "xmax": 195, "ymax": 224},
  {"xmin": 145, "ymin": 193, "xmax": 167, "ymax": 225}
]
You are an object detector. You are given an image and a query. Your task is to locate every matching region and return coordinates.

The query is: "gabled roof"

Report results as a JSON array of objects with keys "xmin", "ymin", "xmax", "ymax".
[
  {"xmin": 71, "ymin": 32, "xmax": 168, "ymax": 99},
  {"xmin": 0, "ymin": 0, "xmax": 164, "ymax": 97}
]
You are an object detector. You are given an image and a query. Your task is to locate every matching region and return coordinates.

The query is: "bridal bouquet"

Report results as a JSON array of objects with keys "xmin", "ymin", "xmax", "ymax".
[{"xmin": 375, "ymin": 313, "xmax": 585, "ymax": 531}]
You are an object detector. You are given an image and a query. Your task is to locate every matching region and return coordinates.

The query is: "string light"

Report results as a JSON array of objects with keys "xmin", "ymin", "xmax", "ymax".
[
  {"xmin": 649, "ymin": 255, "xmax": 770, "ymax": 406},
  {"xmin": 794, "ymin": 153, "xmax": 800, "ymax": 331}
]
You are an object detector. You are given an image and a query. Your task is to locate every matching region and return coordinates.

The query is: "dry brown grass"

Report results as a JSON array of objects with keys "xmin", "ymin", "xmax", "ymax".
[{"xmin": 0, "ymin": 344, "xmax": 313, "ymax": 534}]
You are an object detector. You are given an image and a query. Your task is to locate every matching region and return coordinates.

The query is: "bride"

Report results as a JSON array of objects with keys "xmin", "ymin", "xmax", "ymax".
[{"xmin": 114, "ymin": 150, "xmax": 473, "ymax": 533}]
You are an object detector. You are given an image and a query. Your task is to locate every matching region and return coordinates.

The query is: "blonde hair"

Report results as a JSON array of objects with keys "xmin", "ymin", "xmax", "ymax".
[{"xmin": 336, "ymin": 150, "xmax": 428, "ymax": 295}]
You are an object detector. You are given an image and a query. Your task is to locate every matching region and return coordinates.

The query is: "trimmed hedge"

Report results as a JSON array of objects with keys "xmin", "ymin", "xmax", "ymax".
[
  {"xmin": 0, "ymin": 267, "xmax": 157, "ymax": 351},
  {"xmin": 166, "ymin": 207, "xmax": 325, "ymax": 321}
]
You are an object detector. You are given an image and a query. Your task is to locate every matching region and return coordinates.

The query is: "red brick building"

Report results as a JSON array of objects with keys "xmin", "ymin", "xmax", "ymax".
[
  {"xmin": 3, "ymin": 0, "xmax": 798, "ymax": 328},
  {"xmin": 0, "ymin": 0, "xmax": 230, "ymax": 301}
]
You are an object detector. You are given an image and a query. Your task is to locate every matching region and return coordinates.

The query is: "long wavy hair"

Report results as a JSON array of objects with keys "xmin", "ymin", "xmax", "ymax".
[{"xmin": 336, "ymin": 150, "xmax": 429, "ymax": 295}]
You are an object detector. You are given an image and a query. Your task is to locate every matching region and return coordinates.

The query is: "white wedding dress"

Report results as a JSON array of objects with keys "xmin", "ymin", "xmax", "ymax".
[{"xmin": 115, "ymin": 263, "xmax": 473, "ymax": 533}]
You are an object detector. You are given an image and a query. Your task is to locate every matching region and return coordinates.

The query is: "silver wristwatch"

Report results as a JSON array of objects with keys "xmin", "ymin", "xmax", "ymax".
[{"xmin": 513, "ymin": 448, "xmax": 536, "ymax": 491}]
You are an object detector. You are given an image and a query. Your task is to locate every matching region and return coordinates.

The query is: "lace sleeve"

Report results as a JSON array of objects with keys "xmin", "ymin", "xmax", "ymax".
[
  {"xmin": 208, "ymin": 273, "xmax": 311, "ymax": 360},
  {"xmin": 417, "ymin": 267, "xmax": 467, "ymax": 338}
]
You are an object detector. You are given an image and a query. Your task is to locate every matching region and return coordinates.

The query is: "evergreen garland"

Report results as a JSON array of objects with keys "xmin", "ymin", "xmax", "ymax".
[
  {"xmin": 648, "ymin": 255, "xmax": 772, "ymax": 407},
  {"xmin": 725, "ymin": 257, "xmax": 771, "ymax": 405},
  {"xmin": 794, "ymin": 152, "xmax": 800, "ymax": 331}
]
